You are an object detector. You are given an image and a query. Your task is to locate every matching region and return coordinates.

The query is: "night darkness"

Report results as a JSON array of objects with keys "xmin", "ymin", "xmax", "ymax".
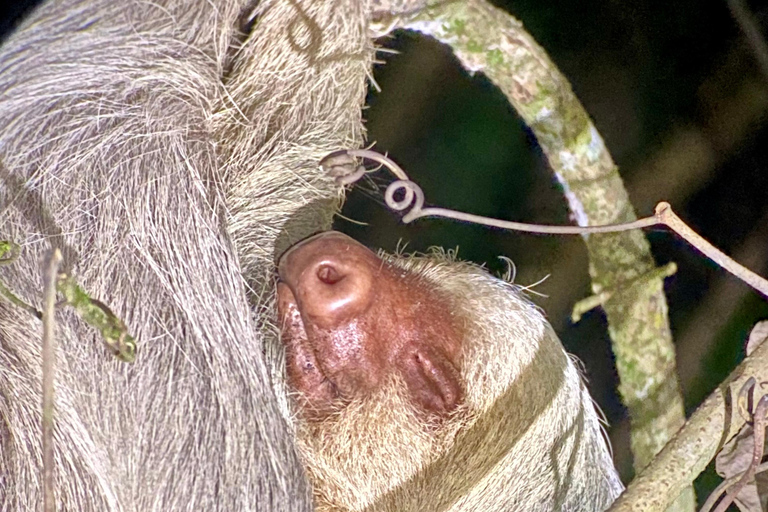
[{"xmin": 3, "ymin": 0, "xmax": 767, "ymax": 505}]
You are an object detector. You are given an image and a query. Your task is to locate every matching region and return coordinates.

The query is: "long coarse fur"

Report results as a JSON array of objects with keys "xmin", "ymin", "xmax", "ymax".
[{"xmin": 0, "ymin": 0, "xmax": 372, "ymax": 510}]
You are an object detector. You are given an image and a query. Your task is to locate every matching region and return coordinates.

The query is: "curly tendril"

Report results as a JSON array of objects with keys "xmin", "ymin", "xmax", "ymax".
[{"xmin": 319, "ymin": 148, "xmax": 768, "ymax": 299}]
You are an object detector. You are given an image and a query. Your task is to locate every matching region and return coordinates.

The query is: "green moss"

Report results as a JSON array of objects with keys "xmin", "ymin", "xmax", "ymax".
[
  {"xmin": 465, "ymin": 39, "xmax": 484, "ymax": 52},
  {"xmin": 0, "ymin": 240, "xmax": 11, "ymax": 258},
  {"xmin": 444, "ymin": 17, "xmax": 467, "ymax": 37},
  {"xmin": 486, "ymin": 48, "xmax": 505, "ymax": 67},
  {"xmin": 0, "ymin": 240, "xmax": 19, "ymax": 264}
]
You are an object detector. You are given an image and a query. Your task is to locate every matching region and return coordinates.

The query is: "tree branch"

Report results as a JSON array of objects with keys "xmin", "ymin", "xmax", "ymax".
[{"xmin": 609, "ymin": 323, "xmax": 768, "ymax": 512}]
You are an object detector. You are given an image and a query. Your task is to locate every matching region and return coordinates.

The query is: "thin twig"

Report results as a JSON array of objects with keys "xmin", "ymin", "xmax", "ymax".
[
  {"xmin": 571, "ymin": 262, "xmax": 678, "ymax": 321},
  {"xmin": 1, "ymin": 240, "xmax": 44, "ymax": 317},
  {"xmin": 655, "ymin": 202, "xmax": 768, "ymax": 298},
  {"xmin": 327, "ymin": 150, "xmax": 660, "ymax": 232},
  {"xmin": 0, "ymin": 241, "xmax": 42, "ymax": 316},
  {"xmin": 42, "ymin": 248, "xmax": 62, "ymax": 512},
  {"xmin": 323, "ymin": 150, "xmax": 768, "ymax": 299},
  {"xmin": 0, "ymin": 279, "xmax": 43, "ymax": 319}
]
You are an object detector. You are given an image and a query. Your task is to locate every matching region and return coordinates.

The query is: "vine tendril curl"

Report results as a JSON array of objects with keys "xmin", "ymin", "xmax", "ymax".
[
  {"xmin": 320, "ymin": 149, "xmax": 768, "ymax": 298},
  {"xmin": 325, "ymin": 149, "xmax": 658, "ymax": 234}
]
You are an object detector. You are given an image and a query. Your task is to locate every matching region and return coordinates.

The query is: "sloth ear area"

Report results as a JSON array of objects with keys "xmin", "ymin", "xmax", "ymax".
[{"xmin": 398, "ymin": 344, "xmax": 463, "ymax": 415}]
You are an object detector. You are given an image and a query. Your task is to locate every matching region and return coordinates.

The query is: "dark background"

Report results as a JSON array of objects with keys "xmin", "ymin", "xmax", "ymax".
[{"xmin": 3, "ymin": 0, "xmax": 768, "ymax": 505}]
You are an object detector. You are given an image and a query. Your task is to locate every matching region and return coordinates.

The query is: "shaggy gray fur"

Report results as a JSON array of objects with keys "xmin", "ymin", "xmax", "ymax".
[{"xmin": 0, "ymin": 0, "xmax": 371, "ymax": 510}]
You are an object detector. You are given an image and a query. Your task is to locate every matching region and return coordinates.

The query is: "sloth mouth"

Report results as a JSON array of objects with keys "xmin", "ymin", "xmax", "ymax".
[{"xmin": 276, "ymin": 281, "xmax": 345, "ymax": 416}]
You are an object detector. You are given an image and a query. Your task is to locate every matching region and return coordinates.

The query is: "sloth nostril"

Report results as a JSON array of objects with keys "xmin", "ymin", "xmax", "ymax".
[{"xmin": 317, "ymin": 264, "xmax": 343, "ymax": 285}]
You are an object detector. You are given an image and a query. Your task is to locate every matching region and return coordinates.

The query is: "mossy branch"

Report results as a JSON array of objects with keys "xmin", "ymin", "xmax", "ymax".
[{"xmin": 609, "ymin": 323, "xmax": 768, "ymax": 512}]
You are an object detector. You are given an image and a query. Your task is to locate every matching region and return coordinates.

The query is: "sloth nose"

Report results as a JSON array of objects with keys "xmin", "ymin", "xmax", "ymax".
[
  {"xmin": 278, "ymin": 231, "xmax": 352, "ymax": 275},
  {"xmin": 316, "ymin": 261, "xmax": 344, "ymax": 285},
  {"xmin": 278, "ymin": 231, "xmax": 376, "ymax": 327}
]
